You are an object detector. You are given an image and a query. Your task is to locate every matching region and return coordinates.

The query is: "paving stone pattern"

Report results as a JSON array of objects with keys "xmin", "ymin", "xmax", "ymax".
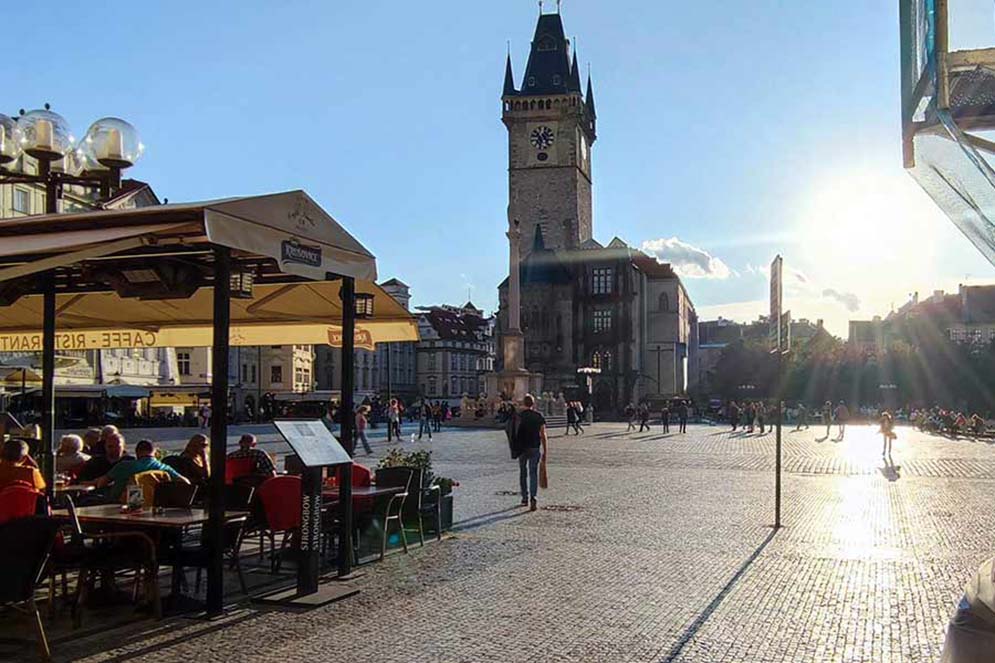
[{"xmin": 45, "ymin": 423, "xmax": 995, "ymax": 662}]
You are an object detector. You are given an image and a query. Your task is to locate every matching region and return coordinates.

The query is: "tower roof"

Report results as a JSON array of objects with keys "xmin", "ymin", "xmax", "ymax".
[
  {"xmin": 568, "ymin": 51, "xmax": 582, "ymax": 92},
  {"xmin": 503, "ymin": 54, "xmax": 516, "ymax": 96},
  {"xmin": 585, "ymin": 73, "xmax": 596, "ymax": 117},
  {"xmin": 520, "ymin": 13, "xmax": 574, "ymax": 96}
]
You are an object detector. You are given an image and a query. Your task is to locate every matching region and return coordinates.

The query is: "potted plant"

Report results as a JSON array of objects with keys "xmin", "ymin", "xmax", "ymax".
[{"xmin": 375, "ymin": 449, "xmax": 456, "ymax": 537}]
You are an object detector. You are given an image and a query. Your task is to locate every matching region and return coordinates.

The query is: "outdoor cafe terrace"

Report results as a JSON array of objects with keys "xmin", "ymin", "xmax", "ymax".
[{"xmin": 0, "ymin": 190, "xmax": 421, "ymax": 659}]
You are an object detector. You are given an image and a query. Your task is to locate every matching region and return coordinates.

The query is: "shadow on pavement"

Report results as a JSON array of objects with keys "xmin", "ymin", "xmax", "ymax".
[
  {"xmin": 451, "ymin": 506, "xmax": 529, "ymax": 533},
  {"xmin": 661, "ymin": 529, "xmax": 778, "ymax": 663}
]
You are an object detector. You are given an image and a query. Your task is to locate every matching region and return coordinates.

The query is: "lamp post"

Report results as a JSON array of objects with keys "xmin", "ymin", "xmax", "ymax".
[
  {"xmin": 577, "ymin": 366, "xmax": 601, "ymax": 423},
  {"xmin": 1, "ymin": 106, "xmax": 144, "ymax": 494}
]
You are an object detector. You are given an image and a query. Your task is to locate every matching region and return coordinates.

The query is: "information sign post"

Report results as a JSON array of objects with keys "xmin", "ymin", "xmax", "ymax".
[{"xmin": 255, "ymin": 419, "xmax": 353, "ymax": 607}]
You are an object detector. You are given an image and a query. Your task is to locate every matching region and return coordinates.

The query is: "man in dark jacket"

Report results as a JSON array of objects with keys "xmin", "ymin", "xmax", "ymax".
[{"xmin": 515, "ymin": 394, "xmax": 548, "ymax": 511}]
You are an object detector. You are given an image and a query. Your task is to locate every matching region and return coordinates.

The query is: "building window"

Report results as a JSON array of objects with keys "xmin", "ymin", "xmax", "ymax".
[
  {"xmin": 241, "ymin": 364, "xmax": 247, "ymax": 382},
  {"xmin": 429, "ymin": 352, "xmax": 437, "ymax": 369},
  {"xmin": 658, "ymin": 293, "xmax": 671, "ymax": 312},
  {"xmin": 593, "ymin": 309, "xmax": 612, "ymax": 332},
  {"xmin": 428, "ymin": 376, "xmax": 437, "ymax": 396},
  {"xmin": 592, "ymin": 268, "xmax": 613, "ymax": 295},
  {"xmin": 603, "ymin": 350, "xmax": 613, "ymax": 372},
  {"xmin": 271, "ymin": 365, "xmax": 283, "ymax": 384},
  {"xmin": 527, "ymin": 76, "xmax": 536, "ymax": 87},
  {"xmin": 451, "ymin": 376, "xmax": 458, "ymax": 395},
  {"xmin": 177, "ymin": 352, "xmax": 191, "ymax": 376},
  {"xmin": 13, "ymin": 189, "xmax": 30, "ymax": 214},
  {"xmin": 251, "ymin": 365, "xmax": 257, "ymax": 383},
  {"xmin": 592, "ymin": 351, "xmax": 602, "ymax": 370},
  {"xmin": 451, "ymin": 354, "xmax": 458, "ymax": 370}
]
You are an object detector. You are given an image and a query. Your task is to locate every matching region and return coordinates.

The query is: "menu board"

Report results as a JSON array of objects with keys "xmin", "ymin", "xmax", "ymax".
[{"xmin": 273, "ymin": 419, "xmax": 352, "ymax": 467}]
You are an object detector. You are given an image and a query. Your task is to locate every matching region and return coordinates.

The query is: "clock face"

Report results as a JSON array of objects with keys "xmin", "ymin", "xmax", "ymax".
[{"xmin": 529, "ymin": 125, "xmax": 555, "ymax": 150}]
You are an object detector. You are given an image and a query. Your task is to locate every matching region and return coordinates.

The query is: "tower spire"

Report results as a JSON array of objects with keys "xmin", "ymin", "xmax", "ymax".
[
  {"xmin": 503, "ymin": 53, "xmax": 516, "ymax": 96},
  {"xmin": 568, "ymin": 49, "xmax": 581, "ymax": 92},
  {"xmin": 585, "ymin": 66, "xmax": 596, "ymax": 118}
]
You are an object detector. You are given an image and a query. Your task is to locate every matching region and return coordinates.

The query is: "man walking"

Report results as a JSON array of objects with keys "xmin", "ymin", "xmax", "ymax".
[
  {"xmin": 418, "ymin": 400, "xmax": 433, "ymax": 440},
  {"xmin": 625, "ymin": 403, "xmax": 636, "ymax": 432},
  {"xmin": 678, "ymin": 400, "xmax": 689, "ymax": 434},
  {"xmin": 515, "ymin": 394, "xmax": 548, "ymax": 512},
  {"xmin": 834, "ymin": 400, "xmax": 850, "ymax": 440},
  {"xmin": 638, "ymin": 404, "xmax": 650, "ymax": 432},
  {"xmin": 795, "ymin": 402, "xmax": 809, "ymax": 431},
  {"xmin": 662, "ymin": 403, "xmax": 671, "ymax": 433}
]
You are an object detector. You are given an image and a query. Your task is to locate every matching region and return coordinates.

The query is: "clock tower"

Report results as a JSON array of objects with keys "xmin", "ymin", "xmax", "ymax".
[{"xmin": 502, "ymin": 11, "xmax": 596, "ymax": 259}]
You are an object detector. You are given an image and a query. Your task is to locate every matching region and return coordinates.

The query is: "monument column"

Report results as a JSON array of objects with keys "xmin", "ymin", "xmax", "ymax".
[{"xmin": 503, "ymin": 218, "xmax": 526, "ymax": 375}]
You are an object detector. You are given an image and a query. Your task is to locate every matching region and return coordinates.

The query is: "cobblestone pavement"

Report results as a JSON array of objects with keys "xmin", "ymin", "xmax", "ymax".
[{"xmin": 35, "ymin": 423, "xmax": 995, "ymax": 662}]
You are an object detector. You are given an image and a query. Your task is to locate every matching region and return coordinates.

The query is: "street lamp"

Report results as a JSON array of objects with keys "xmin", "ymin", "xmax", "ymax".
[
  {"xmin": 354, "ymin": 292, "xmax": 375, "ymax": 318},
  {"xmin": 577, "ymin": 366, "xmax": 601, "ymax": 423},
  {"xmin": 0, "ymin": 105, "xmax": 144, "ymax": 213}
]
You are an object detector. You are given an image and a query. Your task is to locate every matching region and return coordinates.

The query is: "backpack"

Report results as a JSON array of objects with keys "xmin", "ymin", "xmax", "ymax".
[{"xmin": 505, "ymin": 410, "xmax": 522, "ymax": 459}]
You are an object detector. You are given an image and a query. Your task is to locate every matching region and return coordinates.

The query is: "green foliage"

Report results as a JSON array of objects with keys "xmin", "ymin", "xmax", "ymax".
[{"xmin": 377, "ymin": 448, "xmax": 433, "ymax": 474}]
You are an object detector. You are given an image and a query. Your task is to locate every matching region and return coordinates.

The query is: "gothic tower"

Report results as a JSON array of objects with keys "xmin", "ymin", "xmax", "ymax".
[{"xmin": 502, "ymin": 11, "xmax": 597, "ymax": 260}]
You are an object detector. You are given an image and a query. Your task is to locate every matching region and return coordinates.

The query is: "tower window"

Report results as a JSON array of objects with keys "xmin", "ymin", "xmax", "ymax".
[
  {"xmin": 592, "ymin": 268, "xmax": 613, "ymax": 295},
  {"xmin": 527, "ymin": 76, "xmax": 536, "ymax": 87},
  {"xmin": 537, "ymin": 35, "xmax": 556, "ymax": 52},
  {"xmin": 553, "ymin": 75, "xmax": 561, "ymax": 85},
  {"xmin": 593, "ymin": 309, "xmax": 612, "ymax": 333}
]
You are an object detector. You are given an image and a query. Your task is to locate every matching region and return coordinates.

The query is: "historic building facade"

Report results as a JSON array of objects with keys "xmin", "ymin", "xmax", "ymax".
[
  {"xmin": 495, "ymin": 11, "xmax": 698, "ymax": 415},
  {"xmin": 416, "ymin": 303, "xmax": 495, "ymax": 401}
]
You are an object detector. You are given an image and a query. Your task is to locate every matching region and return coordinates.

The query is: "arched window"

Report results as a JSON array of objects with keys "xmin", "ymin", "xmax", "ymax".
[
  {"xmin": 545, "ymin": 99, "xmax": 552, "ymax": 110},
  {"xmin": 603, "ymin": 351, "xmax": 613, "ymax": 372},
  {"xmin": 530, "ymin": 100, "xmax": 536, "ymax": 110},
  {"xmin": 592, "ymin": 351, "xmax": 602, "ymax": 370},
  {"xmin": 658, "ymin": 293, "xmax": 671, "ymax": 312}
]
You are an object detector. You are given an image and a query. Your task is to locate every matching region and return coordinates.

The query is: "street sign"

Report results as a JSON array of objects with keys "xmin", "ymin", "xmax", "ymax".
[{"xmin": 769, "ymin": 255, "xmax": 782, "ymax": 354}]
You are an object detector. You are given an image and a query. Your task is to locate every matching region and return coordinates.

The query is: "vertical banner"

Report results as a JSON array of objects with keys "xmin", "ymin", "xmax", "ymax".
[{"xmin": 769, "ymin": 255, "xmax": 783, "ymax": 354}]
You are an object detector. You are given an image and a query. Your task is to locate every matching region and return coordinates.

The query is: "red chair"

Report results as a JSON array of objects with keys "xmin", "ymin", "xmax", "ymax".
[
  {"xmin": 0, "ymin": 484, "xmax": 43, "ymax": 525},
  {"xmin": 225, "ymin": 456, "xmax": 255, "ymax": 485},
  {"xmin": 351, "ymin": 464, "xmax": 372, "ymax": 487},
  {"xmin": 256, "ymin": 476, "xmax": 302, "ymax": 573}
]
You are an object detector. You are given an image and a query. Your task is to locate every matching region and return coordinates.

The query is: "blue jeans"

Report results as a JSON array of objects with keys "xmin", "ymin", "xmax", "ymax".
[
  {"xmin": 418, "ymin": 418, "xmax": 432, "ymax": 439},
  {"xmin": 519, "ymin": 448, "xmax": 541, "ymax": 500},
  {"xmin": 357, "ymin": 430, "xmax": 372, "ymax": 454}
]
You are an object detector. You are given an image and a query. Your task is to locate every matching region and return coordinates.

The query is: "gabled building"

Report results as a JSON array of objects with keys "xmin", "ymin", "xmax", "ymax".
[{"xmin": 416, "ymin": 302, "xmax": 495, "ymax": 401}]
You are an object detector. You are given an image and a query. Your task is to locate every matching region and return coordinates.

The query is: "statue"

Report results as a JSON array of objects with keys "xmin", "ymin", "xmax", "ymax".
[
  {"xmin": 555, "ymin": 392, "xmax": 567, "ymax": 417},
  {"xmin": 460, "ymin": 394, "xmax": 474, "ymax": 419}
]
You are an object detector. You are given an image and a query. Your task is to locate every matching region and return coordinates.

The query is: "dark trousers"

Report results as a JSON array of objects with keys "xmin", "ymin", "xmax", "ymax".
[
  {"xmin": 518, "ymin": 448, "xmax": 541, "ymax": 500},
  {"xmin": 679, "ymin": 417, "xmax": 687, "ymax": 433},
  {"xmin": 663, "ymin": 418, "xmax": 670, "ymax": 433},
  {"xmin": 639, "ymin": 420, "xmax": 649, "ymax": 432}
]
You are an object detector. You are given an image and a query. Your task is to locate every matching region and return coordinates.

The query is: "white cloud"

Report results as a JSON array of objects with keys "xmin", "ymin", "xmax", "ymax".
[
  {"xmin": 822, "ymin": 288, "xmax": 860, "ymax": 312},
  {"xmin": 641, "ymin": 237, "xmax": 732, "ymax": 279}
]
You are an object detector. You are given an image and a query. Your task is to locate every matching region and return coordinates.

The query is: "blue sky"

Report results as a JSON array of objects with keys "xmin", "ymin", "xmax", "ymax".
[{"xmin": 10, "ymin": 0, "xmax": 995, "ymax": 336}]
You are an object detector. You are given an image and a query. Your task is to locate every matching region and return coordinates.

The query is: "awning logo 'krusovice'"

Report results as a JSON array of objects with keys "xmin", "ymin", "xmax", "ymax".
[{"xmin": 281, "ymin": 239, "xmax": 322, "ymax": 267}]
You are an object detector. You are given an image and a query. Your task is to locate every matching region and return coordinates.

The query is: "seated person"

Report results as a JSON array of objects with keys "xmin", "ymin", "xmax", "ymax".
[
  {"xmin": 0, "ymin": 439, "xmax": 46, "ymax": 491},
  {"xmin": 90, "ymin": 424, "xmax": 120, "ymax": 458},
  {"xmin": 170, "ymin": 434, "xmax": 210, "ymax": 486},
  {"xmin": 56, "ymin": 434, "xmax": 91, "ymax": 473},
  {"xmin": 226, "ymin": 434, "xmax": 276, "ymax": 478},
  {"xmin": 81, "ymin": 428, "xmax": 101, "ymax": 455},
  {"xmin": 77, "ymin": 433, "xmax": 134, "ymax": 482},
  {"xmin": 91, "ymin": 439, "xmax": 189, "ymax": 501}
]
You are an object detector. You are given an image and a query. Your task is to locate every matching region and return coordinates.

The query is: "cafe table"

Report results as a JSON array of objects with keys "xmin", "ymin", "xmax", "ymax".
[{"xmin": 51, "ymin": 505, "xmax": 249, "ymax": 614}]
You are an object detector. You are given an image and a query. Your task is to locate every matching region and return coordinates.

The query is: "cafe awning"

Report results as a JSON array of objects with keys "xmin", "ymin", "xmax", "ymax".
[{"xmin": 0, "ymin": 190, "xmax": 419, "ymax": 348}]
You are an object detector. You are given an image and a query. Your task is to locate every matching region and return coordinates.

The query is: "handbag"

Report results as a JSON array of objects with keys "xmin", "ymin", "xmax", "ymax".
[{"xmin": 539, "ymin": 458, "xmax": 548, "ymax": 489}]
